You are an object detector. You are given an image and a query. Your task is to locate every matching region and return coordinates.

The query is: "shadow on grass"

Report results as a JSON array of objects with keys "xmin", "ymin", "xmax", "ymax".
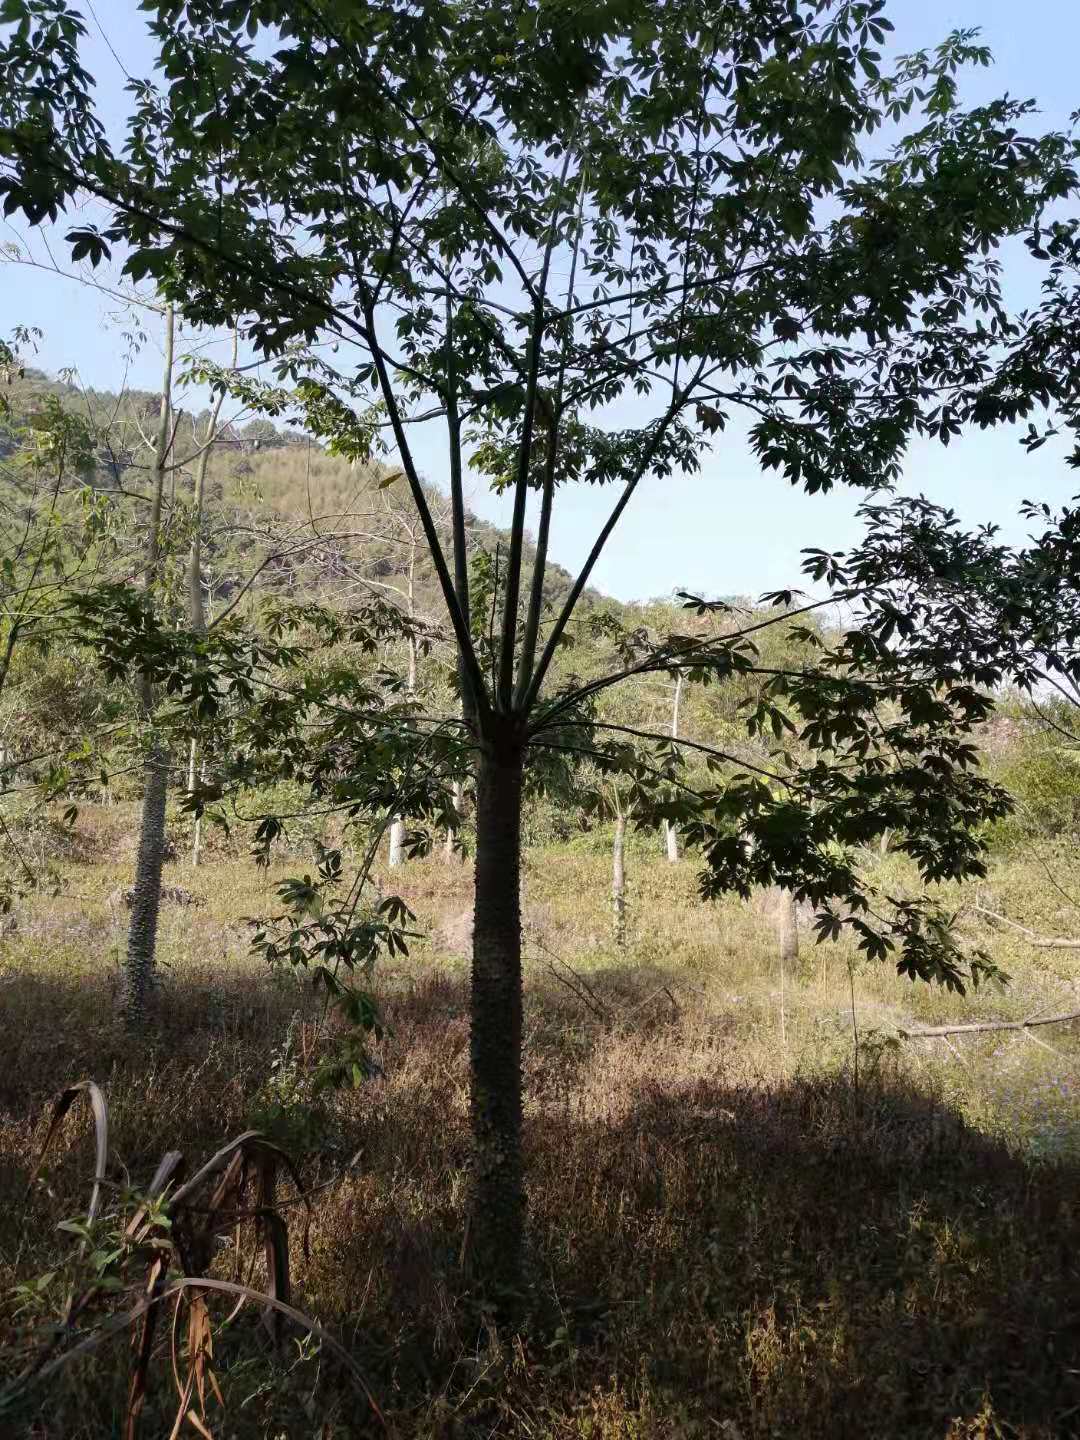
[{"xmin": 2, "ymin": 967, "xmax": 1079, "ymax": 1438}]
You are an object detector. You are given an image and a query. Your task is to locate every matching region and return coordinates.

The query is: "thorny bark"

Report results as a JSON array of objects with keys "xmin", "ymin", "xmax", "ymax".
[
  {"xmin": 121, "ymin": 303, "xmax": 174, "ymax": 1028},
  {"xmin": 123, "ymin": 745, "xmax": 169, "ymax": 1021},
  {"xmin": 469, "ymin": 725, "xmax": 525, "ymax": 1306}
]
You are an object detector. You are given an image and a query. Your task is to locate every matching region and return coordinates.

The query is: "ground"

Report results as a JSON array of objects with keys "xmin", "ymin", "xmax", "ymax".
[{"xmin": 1, "ymin": 807, "xmax": 1078, "ymax": 1437}]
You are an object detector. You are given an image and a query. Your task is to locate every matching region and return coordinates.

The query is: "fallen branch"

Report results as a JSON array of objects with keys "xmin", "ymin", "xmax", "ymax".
[
  {"xmin": 543, "ymin": 961, "xmax": 609, "ymax": 1022},
  {"xmin": 899, "ymin": 1010, "xmax": 1080, "ymax": 1040},
  {"xmin": 534, "ymin": 944, "xmax": 610, "ymax": 1023},
  {"xmin": 971, "ymin": 903, "xmax": 1080, "ymax": 950}
]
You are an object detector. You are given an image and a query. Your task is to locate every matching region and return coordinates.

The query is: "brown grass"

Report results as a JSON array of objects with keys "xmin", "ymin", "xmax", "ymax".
[{"xmin": 1, "ymin": 827, "xmax": 1079, "ymax": 1437}]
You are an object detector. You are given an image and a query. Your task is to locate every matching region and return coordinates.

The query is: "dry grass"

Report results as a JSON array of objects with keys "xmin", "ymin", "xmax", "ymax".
[{"xmin": 1, "ymin": 821, "xmax": 1079, "ymax": 1437}]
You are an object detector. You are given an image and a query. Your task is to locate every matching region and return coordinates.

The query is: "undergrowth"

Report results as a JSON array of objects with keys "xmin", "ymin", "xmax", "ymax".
[{"xmin": 0, "ymin": 826, "xmax": 1078, "ymax": 1437}]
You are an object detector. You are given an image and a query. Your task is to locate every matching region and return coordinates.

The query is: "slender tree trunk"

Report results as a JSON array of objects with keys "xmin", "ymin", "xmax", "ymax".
[
  {"xmin": 612, "ymin": 815, "xmax": 627, "ymax": 944},
  {"xmin": 388, "ymin": 562, "xmax": 418, "ymax": 869},
  {"xmin": 777, "ymin": 888, "xmax": 799, "ymax": 968},
  {"xmin": 612, "ymin": 812, "xmax": 627, "ymax": 948},
  {"xmin": 664, "ymin": 671, "xmax": 683, "ymax": 863},
  {"xmin": 444, "ymin": 777, "xmax": 464, "ymax": 862},
  {"xmin": 121, "ymin": 743, "xmax": 169, "ymax": 1022},
  {"xmin": 775, "ymin": 889, "xmax": 798, "ymax": 1050},
  {"xmin": 188, "ymin": 739, "xmax": 203, "ymax": 869},
  {"xmin": 470, "ymin": 728, "xmax": 525, "ymax": 1304},
  {"xmin": 186, "ymin": 330, "xmax": 232, "ymax": 869},
  {"xmin": 122, "ymin": 303, "xmax": 174, "ymax": 1028}
]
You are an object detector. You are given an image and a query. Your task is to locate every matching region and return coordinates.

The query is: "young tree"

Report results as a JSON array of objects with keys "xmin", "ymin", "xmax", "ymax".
[
  {"xmin": 185, "ymin": 329, "xmax": 236, "ymax": 867},
  {"xmin": 120, "ymin": 302, "xmax": 174, "ymax": 1024},
  {"xmin": 5, "ymin": 0, "xmax": 1079, "ymax": 1300},
  {"xmin": 664, "ymin": 671, "xmax": 684, "ymax": 863}
]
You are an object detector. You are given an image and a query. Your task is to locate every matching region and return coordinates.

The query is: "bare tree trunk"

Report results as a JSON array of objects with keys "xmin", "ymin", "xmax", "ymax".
[
  {"xmin": 122, "ymin": 303, "xmax": 174, "ymax": 1028},
  {"xmin": 444, "ymin": 778, "xmax": 464, "ymax": 862},
  {"xmin": 775, "ymin": 889, "xmax": 798, "ymax": 1050},
  {"xmin": 664, "ymin": 671, "xmax": 683, "ymax": 862},
  {"xmin": 612, "ymin": 812, "xmax": 627, "ymax": 948},
  {"xmin": 777, "ymin": 888, "xmax": 799, "ymax": 968},
  {"xmin": 185, "ymin": 332, "xmax": 232, "ymax": 869},
  {"xmin": 188, "ymin": 739, "xmax": 203, "ymax": 869},
  {"xmin": 470, "ymin": 727, "xmax": 525, "ymax": 1306},
  {"xmin": 389, "ymin": 552, "xmax": 418, "ymax": 870}
]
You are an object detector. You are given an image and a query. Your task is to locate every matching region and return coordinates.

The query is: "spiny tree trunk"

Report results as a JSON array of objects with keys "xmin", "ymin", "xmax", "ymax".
[
  {"xmin": 664, "ymin": 671, "xmax": 683, "ymax": 863},
  {"xmin": 125, "ymin": 743, "xmax": 169, "ymax": 1011},
  {"xmin": 470, "ymin": 726, "xmax": 525, "ymax": 1303},
  {"xmin": 612, "ymin": 812, "xmax": 627, "ymax": 948},
  {"xmin": 121, "ymin": 303, "xmax": 173, "ymax": 1028}
]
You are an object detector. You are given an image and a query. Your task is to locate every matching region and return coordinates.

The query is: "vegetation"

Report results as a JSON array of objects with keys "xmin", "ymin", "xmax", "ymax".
[
  {"xmin": 1, "ymin": 835, "xmax": 1079, "ymax": 1436},
  {"xmin": 1, "ymin": 0, "xmax": 1080, "ymax": 1434}
]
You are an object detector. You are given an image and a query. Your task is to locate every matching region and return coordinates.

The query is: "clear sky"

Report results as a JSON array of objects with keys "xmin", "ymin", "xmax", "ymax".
[{"xmin": 2, "ymin": 0, "xmax": 1078, "ymax": 603}]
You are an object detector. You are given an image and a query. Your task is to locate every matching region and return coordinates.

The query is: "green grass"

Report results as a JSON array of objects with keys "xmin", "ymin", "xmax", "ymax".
[{"xmin": 1, "ymin": 809, "xmax": 1079, "ymax": 1437}]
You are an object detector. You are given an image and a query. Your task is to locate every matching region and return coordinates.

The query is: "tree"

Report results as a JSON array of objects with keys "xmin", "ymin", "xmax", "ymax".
[
  {"xmin": 120, "ymin": 301, "xmax": 174, "ymax": 1025},
  {"xmin": 4, "ymin": 0, "xmax": 1079, "ymax": 1302},
  {"xmin": 664, "ymin": 671, "xmax": 684, "ymax": 863},
  {"xmin": 117, "ymin": 306, "xmax": 250, "ymax": 1022}
]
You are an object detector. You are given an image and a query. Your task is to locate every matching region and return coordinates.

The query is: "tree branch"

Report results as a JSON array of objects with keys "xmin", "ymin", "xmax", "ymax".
[
  {"xmin": 900, "ymin": 1012, "xmax": 1080, "ymax": 1039},
  {"xmin": 972, "ymin": 902, "xmax": 1080, "ymax": 950},
  {"xmin": 515, "ymin": 165, "xmax": 588, "ymax": 711},
  {"xmin": 360, "ymin": 297, "xmax": 490, "ymax": 721},
  {"xmin": 498, "ymin": 144, "xmax": 577, "ymax": 710}
]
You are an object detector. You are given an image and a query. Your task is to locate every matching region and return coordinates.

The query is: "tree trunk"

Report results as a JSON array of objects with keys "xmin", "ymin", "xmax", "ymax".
[
  {"xmin": 612, "ymin": 813, "xmax": 626, "ymax": 948},
  {"xmin": 188, "ymin": 739, "xmax": 203, "ymax": 869},
  {"xmin": 122, "ymin": 303, "xmax": 173, "ymax": 1029},
  {"xmin": 444, "ymin": 778, "xmax": 463, "ymax": 862},
  {"xmin": 777, "ymin": 888, "xmax": 799, "ymax": 968},
  {"xmin": 185, "ymin": 327, "xmax": 232, "ymax": 870},
  {"xmin": 470, "ymin": 730, "xmax": 525, "ymax": 1304},
  {"xmin": 664, "ymin": 671, "xmax": 683, "ymax": 862},
  {"xmin": 389, "ymin": 560, "xmax": 418, "ymax": 870},
  {"xmin": 121, "ymin": 742, "xmax": 169, "ymax": 1024}
]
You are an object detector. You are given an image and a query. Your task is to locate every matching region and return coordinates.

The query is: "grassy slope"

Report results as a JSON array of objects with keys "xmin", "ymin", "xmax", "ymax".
[{"xmin": 1, "ymin": 807, "xmax": 1079, "ymax": 1437}]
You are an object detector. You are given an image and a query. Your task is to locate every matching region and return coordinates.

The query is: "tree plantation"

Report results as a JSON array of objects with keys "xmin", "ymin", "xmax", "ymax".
[{"xmin": 2, "ymin": 1, "xmax": 1080, "ymax": 1435}]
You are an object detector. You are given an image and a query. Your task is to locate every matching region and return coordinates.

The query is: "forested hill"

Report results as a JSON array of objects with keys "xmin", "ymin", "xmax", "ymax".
[{"xmin": 0, "ymin": 364, "xmax": 597, "ymax": 630}]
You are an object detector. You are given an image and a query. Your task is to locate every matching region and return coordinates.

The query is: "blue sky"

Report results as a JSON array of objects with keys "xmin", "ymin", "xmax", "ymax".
[{"xmin": 2, "ymin": 0, "xmax": 1078, "ymax": 603}]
